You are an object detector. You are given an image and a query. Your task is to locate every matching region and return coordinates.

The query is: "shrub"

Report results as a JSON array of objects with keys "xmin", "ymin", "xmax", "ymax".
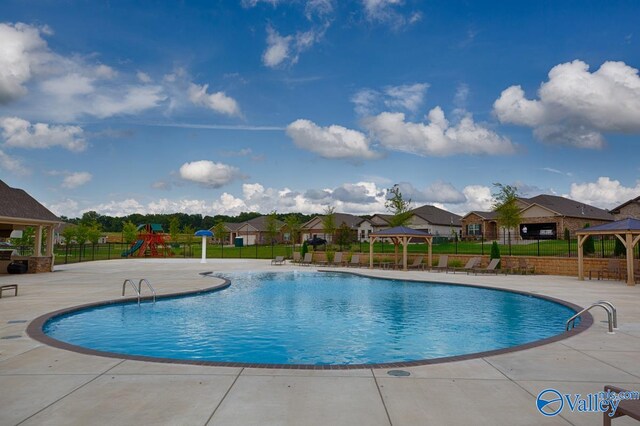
[
  {"xmin": 490, "ymin": 241, "xmax": 501, "ymax": 269},
  {"xmin": 326, "ymin": 251, "xmax": 335, "ymax": 263},
  {"xmin": 564, "ymin": 227, "xmax": 570, "ymax": 241},
  {"xmin": 301, "ymin": 241, "xmax": 309, "ymax": 258}
]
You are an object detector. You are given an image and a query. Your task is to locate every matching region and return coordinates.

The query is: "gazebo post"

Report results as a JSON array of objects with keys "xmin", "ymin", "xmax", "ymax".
[
  {"xmin": 626, "ymin": 232, "xmax": 634, "ymax": 286},
  {"xmin": 402, "ymin": 236, "xmax": 408, "ymax": 271},
  {"xmin": 427, "ymin": 236, "xmax": 432, "ymax": 268},
  {"xmin": 369, "ymin": 236, "xmax": 375, "ymax": 269},
  {"xmin": 577, "ymin": 234, "xmax": 586, "ymax": 281},
  {"xmin": 34, "ymin": 225, "xmax": 43, "ymax": 257},
  {"xmin": 394, "ymin": 238, "xmax": 399, "ymax": 267}
]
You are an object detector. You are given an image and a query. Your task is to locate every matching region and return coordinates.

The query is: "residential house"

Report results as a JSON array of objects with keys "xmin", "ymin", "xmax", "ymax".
[
  {"xmin": 461, "ymin": 194, "xmax": 614, "ymax": 241},
  {"xmin": 609, "ymin": 196, "xmax": 640, "ymax": 220},
  {"xmin": 301, "ymin": 213, "xmax": 372, "ymax": 243},
  {"xmin": 219, "ymin": 216, "xmax": 285, "ymax": 246},
  {"xmin": 370, "ymin": 205, "xmax": 462, "ymax": 237}
]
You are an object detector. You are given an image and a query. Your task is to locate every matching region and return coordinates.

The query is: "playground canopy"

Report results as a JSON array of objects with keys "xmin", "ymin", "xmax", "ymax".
[
  {"xmin": 369, "ymin": 226, "xmax": 433, "ymax": 271},
  {"xmin": 576, "ymin": 217, "xmax": 640, "ymax": 286}
]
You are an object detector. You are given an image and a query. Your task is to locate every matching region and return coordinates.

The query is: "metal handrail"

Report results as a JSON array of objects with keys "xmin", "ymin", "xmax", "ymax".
[
  {"xmin": 138, "ymin": 279, "xmax": 156, "ymax": 303},
  {"xmin": 595, "ymin": 300, "xmax": 618, "ymax": 329},
  {"xmin": 122, "ymin": 279, "xmax": 141, "ymax": 306},
  {"xmin": 566, "ymin": 302, "xmax": 615, "ymax": 334}
]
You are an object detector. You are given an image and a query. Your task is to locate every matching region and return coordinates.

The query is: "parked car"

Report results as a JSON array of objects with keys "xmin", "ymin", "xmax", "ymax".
[{"xmin": 306, "ymin": 236, "xmax": 327, "ymax": 248}]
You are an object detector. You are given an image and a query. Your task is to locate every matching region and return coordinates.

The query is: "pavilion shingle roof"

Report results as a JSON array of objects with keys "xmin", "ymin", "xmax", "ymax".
[
  {"xmin": 578, "ymin": 217, "xmax": 640, "ymax": 233},
  {"xmin": 371, "ymin": 226, "xmax": 432, "ymax": 236},
  {"xmin": 0, "ymin": 180, "xmax": 60, "ymax": 223}
]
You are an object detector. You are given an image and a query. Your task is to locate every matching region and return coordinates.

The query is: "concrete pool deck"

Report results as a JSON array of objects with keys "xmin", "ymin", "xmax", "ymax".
[{"xmin": 1, "ymin": 259, "xmax": 639, "ymax": 425}]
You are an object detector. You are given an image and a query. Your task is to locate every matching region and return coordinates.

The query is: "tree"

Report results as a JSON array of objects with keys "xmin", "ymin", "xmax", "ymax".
[
  {"xmin": 492, "ymin": 183, "xmax": 522, "ymax": 252},
  {"xmin": 212, "ymin": 222, "xmax": 229, "ymax": 245},
  {"xmin": 335, "ymin": 222, "xmax": 354, "ymax": 250},
  {"xmin": 264, "ymin": 211, "xmax": 279, "ymax": 245},
  {"xmin": 284, "ymin": 214, "xmax": 301, "ymax": 247},
  {"xmin": 183, "ymin": 225, "xmax": 195, "ymax": 245},
  {"xmin": 385, "ymin": 184, "xmax": 412, "ymax": 227},
  {"xmin": 169, "ymin": 216, "xmax": 181, "ymax": 243},
  {"xmin": 321, "ymin": 206, "xmax": 336, "ymax": 246},
  {"xmin": 74, "ymin": 224, "xmax": 90, "ymax": 245},
  {"xmin": 490, "ymin": 241, "xmax": 501, "ymax": 269},
  {"xmin": 583, "ymin": 223, "xmax": 595, "ymax": 255},
  {"xmin": 86, "ymin": 224, "xmax": 102, "ymax": 245},
  {"xmin": 11, "ymin": 226, "xmax": 35, "ymax": 249},
  {"xmin": 122, "ymin": 221, "xmax": 138, "ymax": 244},
  {"xmin": 61, "ymin": 226, "xmax": 77, "ymax": 244}
]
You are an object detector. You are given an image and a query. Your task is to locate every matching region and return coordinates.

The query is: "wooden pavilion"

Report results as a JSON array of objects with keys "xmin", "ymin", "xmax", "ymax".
[
  {"xmin": 576, "ymin": 218, "xmax": 640, "ymax": 286},
  {"xmin": 369, "ymin": 226, "xmax": 433, "ymax": 271}
]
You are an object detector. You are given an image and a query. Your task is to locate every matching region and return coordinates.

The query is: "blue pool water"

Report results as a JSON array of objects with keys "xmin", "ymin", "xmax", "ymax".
[{"xmin": 44, "ymin": 272, "xmax": 577, "ymax": 365}]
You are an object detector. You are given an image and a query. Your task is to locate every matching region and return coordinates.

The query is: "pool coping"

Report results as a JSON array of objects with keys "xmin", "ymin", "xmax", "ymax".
[{"xmin": 26, "ymin": 270, "xmax": 593, "ymax": 370}]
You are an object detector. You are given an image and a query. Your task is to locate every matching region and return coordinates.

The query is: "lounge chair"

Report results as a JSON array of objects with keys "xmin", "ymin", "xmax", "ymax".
[
  {"xmin": 300, "ymin": 253, "xmax": 313, "ymax": 266},
  {"xmin": 348, "ymin": 255, "xmax": 361, "ymax": 268},
  {"xmin": 271, "ymin": 256, "xmax": 285, "ymax": 265},
  {"xmin": 448, "ymin": 257, "xmax": 480, "ymax": 274},
  {"xmin": 502, "ymin": 257, "xmax": 516, "ymax": 275},
  {"xmin": 291, "ymin": 252, "xmax": 302, "ymax": 264},
  {"xmin": 432, "ymin": 255, "xmax": 449, "ymax": 272},
  {"xmin": 603, "ymin": 385, "xmax": 640, "ymax": 425},
  {"xmin": 589, "ymin": 259, "xmax": 621, "ymax": 281},
  {"xmin": 0, "ymin": 284, "xmax": 18, "ymax": 298},
  {"xmin": 472, "ymin": 258, "xmax": 500, "ymax": 275},
  {"xmin": 408, "ymin": 256, "xmax": 424, "ymax": 270},
  {"xmin": 330, "ymin": 252, "xmax": 344, "ymax": 267}
]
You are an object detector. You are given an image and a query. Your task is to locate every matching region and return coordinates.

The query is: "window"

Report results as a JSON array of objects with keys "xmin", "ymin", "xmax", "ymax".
[{"xmin": 467, "ymin": 224, "xmax": 482, "ymax": 236}]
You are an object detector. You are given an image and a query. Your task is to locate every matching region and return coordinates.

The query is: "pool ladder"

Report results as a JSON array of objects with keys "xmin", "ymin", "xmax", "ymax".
[
  {"xmin": 566, "ymin": 300, "xmax": 618, "ymax": 334},
  {"xmin": 122, "ymin": 279, "xmax": 156, "ymax": 306}
]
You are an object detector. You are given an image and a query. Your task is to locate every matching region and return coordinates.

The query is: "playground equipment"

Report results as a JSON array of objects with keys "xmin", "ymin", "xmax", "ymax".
[{"xmin": 121, "ymin": 224, "xmax": 170, "ymax": 258}]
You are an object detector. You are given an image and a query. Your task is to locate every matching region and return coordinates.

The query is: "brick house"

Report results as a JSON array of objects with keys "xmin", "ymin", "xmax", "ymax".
[
  {"xmin": 219, "ymin": 216, "xmax": 285, "ymax": 246},
  {"xmin": 461, "ymin": 194, "xmax": 614, "ymax": 241},
  {"xmin": 609, "ymin": 196, "xmax": 640, "ymax": 220},
  {"xmin": 371, "ymin": 205, "xmax": 462, "ymax": 237},
  {"xmin": 301, "ymin": 213, "xmax": 371, "ymax": 243}
]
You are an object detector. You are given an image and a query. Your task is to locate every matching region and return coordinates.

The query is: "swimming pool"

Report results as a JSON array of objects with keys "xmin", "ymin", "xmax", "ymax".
[{"xmin": 40, "ymin": 271, "xmax": 582, "ymax": 367}]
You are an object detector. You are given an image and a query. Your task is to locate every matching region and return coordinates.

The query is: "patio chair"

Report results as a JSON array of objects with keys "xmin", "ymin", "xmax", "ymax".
[
  {"xmin": 518, "ymin": 258, "xmax": 535, "ymax": 275},
  {"xmin": 501, "ymin": 257, "xmax": 516, "ymax": 275},
  {"xmin": 471, "ymin": 258, "xmax": 500, "ymax": 275},
  {"xmin": 291, "ymin": 252, "xmax": 302, "ymax": 264},
  {"xmin": 271, "ymin": 256, "xmax": 285, "ymax": 265},
  {"xmin": 347, "ymin": 255, "xmax": 361, "ymax": 268},
  {"xmin": 603, "ymin": 385, "xmax": 640, "ymax": 425},
  {"xmin": 0, "ymin": 284, "xmax": 18, "ymax": 298},
  {"xmin": 432, "ymin": 255, "xmax": 449, "ymax": 272},
  {"xmin": 448, "ymin": 257, "xmax": 480, "ymax": 274},
  {"xmin": 300, "ymin": 253, "xmax": 313, "ymax": 266},
  {"xmin": 408, "ymin": 256, "xmax": 424, "ymax": 270}
]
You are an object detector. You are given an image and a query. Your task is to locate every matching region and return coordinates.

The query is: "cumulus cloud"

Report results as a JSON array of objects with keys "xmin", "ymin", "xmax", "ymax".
[
  {"xmin": 47, "ymin": 198, "xmax": 80, "ymax": 218},
  {"xmin": 352, "ymin": 83, "xmax": 429, "ymax": 116},
  {"xmin": 568, "ymin": 177, "xmax": 640, "ymax": 209},
  {"xmin": 262, "ymin": 26, "xmax": 326, "ymax": 68},
  {"xmin": 363, "ymin": 107, "xmax": 515, "ymax": 156},
  {"xmin": 188, "ymin": 83, "xmax": 241, "ymax": 117},
  {"xmin": 179, "ymin": 160, "xmax": 242, "ymax": 188},
  {"xmin": 361, "ymin": 0, "xmax": 421, "ymax": 29},
  {"xmin": 494, "ymin": 60, "xmax": 640, "ymax": 148},
  {"xmin": 286, "ymin": 119, "xmax": 380, "ymax": 159},
  {"xmin": 61, "ymin": 171, "xmax": 92, "ymax": 189},
  {"xmin": 396, "ymin": 181, "xmax": 466, "ymax": 204},
  {"xmin": 0, "ymin": 148, "xmax": 29, "ymax": 175},
  {"xmin": 0, "ymin": 22, "xmax": 50, "ymax": 104},
  {"xmin": 0, "ymin": 117, "xmax": 87, "ymax": 151}
]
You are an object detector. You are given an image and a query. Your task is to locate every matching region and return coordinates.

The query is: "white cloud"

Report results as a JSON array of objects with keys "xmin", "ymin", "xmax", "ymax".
[
  {"xmin": 47, "ymin": 198, "xmax": 79, "ymax": 218},
  {"xmin": 187, "ymin": 83, "xmax": 241, "ymax": 117},
  {"xmin": 82, "ymin": 198, "xmax": 145, "ymax": 217},
  {"xmin": 0, "ymin": 22, "xmax": 50, "ymax": 104},
  {"xmin": 494, "ymin": 60, "xmax": 640, "ymax": 148},
  {"xmin": 0, "ymin": 116, "xmax": 87, "ymax": 151},
  {"xmin": 262, "ymin": 26, "xmax": 325, "ymax": 68},
  {"xmin": 568, "ymin": 177, "xmax": 640, "ymax": 209},
  {"xmin": 61, "ymin": 171, "xmax": 92, "ymax": 189},
  {"xmin": 90, "ymin": 85, "xmax": 166, "ymax": 119},
  {"xmin": 352, "ymin": 83, "xmax": 429, "ymax": 116},
  {"xmin": 363, "ymin": 107, "xmax": 515, "ymax": 156},
  {"xmin": 179, "ymin": 160, "xmax": 242, "ymax": 188},
  {"xmin": 286, "ymin": 119, "xmax": 380, "ymax": 159},
  {"xmin": 396, "ymin": 181, "xmax": 466, "ymax": 204},
  {"xmin": 136, "ymin": 71, "xmax": 152, "ymax": 83},
  {"xmin": 361, "ymin": 0, "xmax": 420, "ymax": 29},
  {"xmin": 454, "ymin": 185, "xmax": 493, "ymax": 214},
  {"xmin": 0, "ymin": 148, "xmax": 29, "ymax": 175}
]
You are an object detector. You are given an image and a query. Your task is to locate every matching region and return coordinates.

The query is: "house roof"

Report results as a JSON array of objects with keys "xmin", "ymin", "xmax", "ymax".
[
  {"xmin": 222, "ymin": 222, "xmax": 243, "ymax": 232},
  {"xmin": 302, "ymin": 213, "xmax": 367, "ymax": 230},
  {"xmin": 0, "ymin": 180, "xmax": 61, "ymax": 224},
  {"xmin": 410, "ymin": 205, "xmax": 462, "ymax": 226},
  {"xmin": 369, "ymin": 214, "xmax": 393, "ymax": 226},
  {"xmin": 609, "ymin": 196, "xmax": 640, "ymax": 214},
  {"xmin": 524, "ymin": 194, "xmax": 613, "ymax": 221},
  {"xmin": 576, "ymin": 218, "xmax": 640, "ymax": 233},
  {"xmin": 462, "ymin": 211, "xmax": 499, "ymax": 220},
  {"xmin": 244, "ymin": 216, "xmax": 285, "ymax": 232}
]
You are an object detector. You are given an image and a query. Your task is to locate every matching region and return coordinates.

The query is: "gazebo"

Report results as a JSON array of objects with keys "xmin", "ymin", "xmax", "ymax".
[
  {"xmin": 369, "ymin": 226, "xmax": 433, "ymax": 271},
  {"xmin": 576, "ymin": 218, "xmax": 640, "ymax": 286}
]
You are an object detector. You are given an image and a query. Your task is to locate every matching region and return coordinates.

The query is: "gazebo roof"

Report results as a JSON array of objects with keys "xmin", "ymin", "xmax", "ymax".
[
  {"xmin": 577, "ymin": 217, "xmax": 640, "ymax": 233},
  {"xmin": 370, "ymin": 226, "xmax": 432, "ymax": 237}
]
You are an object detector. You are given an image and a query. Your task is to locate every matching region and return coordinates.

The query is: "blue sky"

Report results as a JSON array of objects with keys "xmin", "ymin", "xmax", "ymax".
[{"xmin": 1, "ymin": 0, "xmax": 639, "ymax": 218}]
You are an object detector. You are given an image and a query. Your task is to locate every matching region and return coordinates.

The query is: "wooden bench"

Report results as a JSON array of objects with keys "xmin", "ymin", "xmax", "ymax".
[
  {"xmin": 0, "ymin": 284, "xmax": 18, "ymax": 298},
  {"xmin": 604, "ymin": 385, "xmax": 640, "ymax": 425}
]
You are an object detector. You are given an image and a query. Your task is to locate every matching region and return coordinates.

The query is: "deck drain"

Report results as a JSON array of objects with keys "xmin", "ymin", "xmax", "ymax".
[
  {"xmin": 1, "ymin": 335, "xmax": 22, "ymax": 339},
  {"xmin": 387, "ymin": 370, "xmax": 410, "ymax": 377},
  {"xmin": 7, "ymin": 320, "xmax": 28, "ymax": 324}
]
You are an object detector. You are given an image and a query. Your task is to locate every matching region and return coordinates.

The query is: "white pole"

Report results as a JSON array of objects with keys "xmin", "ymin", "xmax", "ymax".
[{"xmin": 201, "ymin": 236, "xmax": 207, "ymax": 264}]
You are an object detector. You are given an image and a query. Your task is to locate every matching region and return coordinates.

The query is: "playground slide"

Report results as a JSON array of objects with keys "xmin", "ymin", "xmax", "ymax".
[{"xmin": 121, "ymin": 240, "xmax": 144, "ymax": 257}]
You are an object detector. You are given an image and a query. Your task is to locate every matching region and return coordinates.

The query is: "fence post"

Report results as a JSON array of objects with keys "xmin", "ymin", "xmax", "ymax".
[
  {"xmin": 79, "ymin": 244, "xmax": 82, "ymax": 263},
  {"xmin": 601, "ymin": 238, "xmax": 604, "ymax": 258},
  {"xmin": 481, "ymin": 235, "xmax": 484, "ymax": 256},
  {"xmin": 65, "ymin": 244, "xmax": 69, "ymax": 264},
  {"xmin": 108, "ymin": 243, "xmax": 111, "ymax": 260},
  {"xmin": 256, "ymin": 243, "xmax": 258, "ymax": 259},
  {"xmin": 537, "ymin": 238, "xmax": 540, "ymax": 256},
  {"xmin": 568, "ymin": 238, "xmax": 571, "ymax": 257}
]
